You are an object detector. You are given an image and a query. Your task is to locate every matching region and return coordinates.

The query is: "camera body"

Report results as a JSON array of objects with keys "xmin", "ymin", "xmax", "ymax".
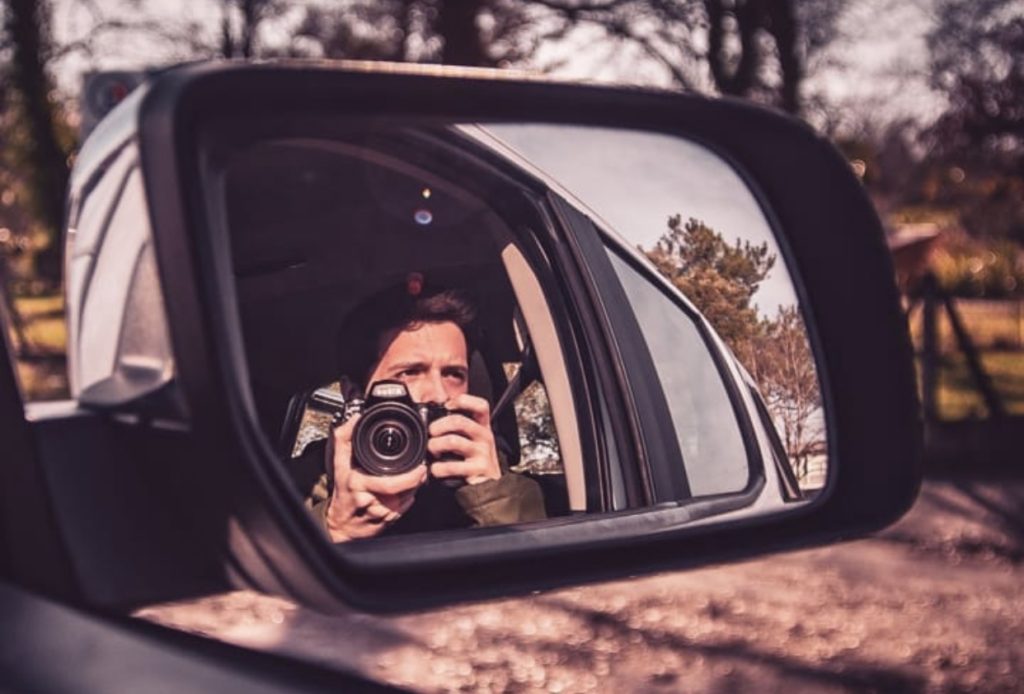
[{"xmin": 309, "ymin": 380, "xmax": 463, "ymax": 476}]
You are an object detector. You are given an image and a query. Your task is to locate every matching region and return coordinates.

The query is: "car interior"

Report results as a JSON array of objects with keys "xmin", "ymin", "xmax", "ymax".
[{"xmin": 218, "ymin": 125, "xmax": 585, "ymax": 525}]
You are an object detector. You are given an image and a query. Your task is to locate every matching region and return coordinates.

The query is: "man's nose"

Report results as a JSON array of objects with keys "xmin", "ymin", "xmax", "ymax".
[{"xmin": 417, "ymin": 369, "xmax": 447, "ymax": 404}]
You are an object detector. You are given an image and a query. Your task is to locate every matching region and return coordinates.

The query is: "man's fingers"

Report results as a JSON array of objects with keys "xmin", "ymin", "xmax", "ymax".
[
  {"xmin": 359, "ymin": 489, "xmax": 418, "ymax": 523},
  {"xmin": 396, "ymin": 492, "xmax": 417, "ymax": 515},
  {"xmin": 331, "ymin": 414, "xmax": 360, "ymax": 477},
  {"xmin": 325, "ymin": 415, "xmax": 428, "ymax": 541},
  {"xmin": 352, "ymin": 464, "xmax": 428, "ymax": 496},
  {"xmin": 428, "ymin": 414, "xmax": 488, "ymax": 440},
  {"xmin": 349, "ymin": 490, "xmax": 378, "ymax": 509},
  {"xmin": 427, "ymin": 433, "xmax": 477, "ymax": 460},
  {"xmin": 445, "ymin": 393, "xmax": 491, "ymax": 427},
  {"xmin": 430, "ymin": 459, "xmax": 488, "ymax": 480}
]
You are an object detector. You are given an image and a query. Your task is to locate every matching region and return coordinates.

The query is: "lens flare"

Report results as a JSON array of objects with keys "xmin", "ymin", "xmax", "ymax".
[{"xmin": 414, "ymin": 208, "xmax": 433, "ymax": 226}]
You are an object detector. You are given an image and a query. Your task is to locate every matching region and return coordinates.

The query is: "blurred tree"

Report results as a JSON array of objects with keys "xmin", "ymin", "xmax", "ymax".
[
  {"xmin": 284, "ymin": 1, "xmax": 541, "ymax": 66},
  {"xmin": 219, "ymin": 0, "xmax": 288, "ymax": 58},
  {"xmin": 286, "ymin": 2, "xmax": 413, "ymax": 61},
  {"xmin": 1, "ymin": 0, "xmax": 72, "ymax": 285},
  {"xmin": 924, "ymin": 0, "xmax": 1024, "ymax": 244},
  {"xmin": 67, "ymin": 1, "xmax": 543, "ymax": 68},
  {"xmin": 51, "ymin": 1, "xmax": 850, "ymax": 118},
  {"xmin": 928, "ymin": 0, "xmax": 1023, "ymax": 172},
  {"xmin": 534, "ymin": 0, "xmax": 846, "ymax": 115},
  {"xmin": 162, "ymin": 0, "xmax": 851, "ymax": 112},
  {"xmin": 437, "ymin": 0, "xmax": 488, "ymax": 65},
  {"xmin": 512, "ymin": 380, "xmax": 562, "ymax": 474},
  {"xmin": 706, "ymin": 0, "xmax": 800, "ymax": 111}
]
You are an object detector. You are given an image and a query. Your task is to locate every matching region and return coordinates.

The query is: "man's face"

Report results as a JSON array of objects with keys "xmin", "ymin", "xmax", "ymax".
[{"xmin": 368, "ymin": 320, "xmax": 469, "ymax": 404}]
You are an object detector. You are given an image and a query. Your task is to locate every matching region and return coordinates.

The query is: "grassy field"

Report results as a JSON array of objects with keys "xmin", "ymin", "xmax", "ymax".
[
  {"xmin": 907, "ymin": 298, "xmax": 1024, "ymax": 420},
  {"xmin": 8, "ymin": 295, "xmax": 68, "ymax": 401},
  {"xmin": 921, "ymin": 350, "xmax": 1024, "ymax": 420},
  {"xmin": 14, "ymin": 294, "xmax": 66, "ymax": 352},
  {"xmin": 908, "ymin": 298, "xmax": 1024, "ymax": 351}
]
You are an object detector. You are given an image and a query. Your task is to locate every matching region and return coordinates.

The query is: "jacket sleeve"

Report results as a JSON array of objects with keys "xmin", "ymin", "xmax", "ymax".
[
  {"xmin": 453, "ymin": 471, "xmax": 547, "ymax": 526},
  {"xmin": 453, "ymin": 443, "xmax": 547, "ymax": 526}
]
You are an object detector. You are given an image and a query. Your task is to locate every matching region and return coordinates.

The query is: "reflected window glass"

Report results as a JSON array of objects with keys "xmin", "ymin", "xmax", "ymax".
[{"xmin": 606, "ymin": 249, "xmax": 750, "ymax": 496}]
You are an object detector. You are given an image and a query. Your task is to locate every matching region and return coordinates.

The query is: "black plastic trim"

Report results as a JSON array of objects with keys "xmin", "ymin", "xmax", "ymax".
[
  {"xmin": 0, "ymin": 581, "xmax": 397, "ymax": 693},
  {"xmin": 548, "ymin": 195, "xmax": 689, "ymax": 503}
]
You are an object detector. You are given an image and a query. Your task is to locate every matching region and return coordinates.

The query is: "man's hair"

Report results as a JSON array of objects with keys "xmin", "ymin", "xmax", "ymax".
[{"xmin": 336, "ymin": 284, "xmax": 478, "ymax": 390}]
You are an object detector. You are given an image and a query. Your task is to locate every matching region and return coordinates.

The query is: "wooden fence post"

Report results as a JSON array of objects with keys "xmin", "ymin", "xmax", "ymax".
[{"xmin": 920, "ymin": 274, "xmax": 939, "ymax": 422}]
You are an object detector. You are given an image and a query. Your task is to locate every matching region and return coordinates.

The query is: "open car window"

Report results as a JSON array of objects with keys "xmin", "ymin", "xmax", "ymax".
[{"xmin": 219, "ymin": 125, "xmax": 590, "ymax": 535}]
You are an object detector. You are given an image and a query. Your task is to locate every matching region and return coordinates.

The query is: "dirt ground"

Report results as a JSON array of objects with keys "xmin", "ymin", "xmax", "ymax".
[{"xmin": 137, "ymin": 476, "xmax": 1024, "ymax": 693}]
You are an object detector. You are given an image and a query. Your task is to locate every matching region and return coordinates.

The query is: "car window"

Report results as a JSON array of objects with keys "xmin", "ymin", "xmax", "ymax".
[
  {"xmin": 483, "ymin": 123, "xmax": 826, "ymax": 495},
  {"xmin": 218, "ymin": 129, "xmax": 583, "ymax": 533},
  {"xmin": 605, "ymin": 247, "xmax": 751, "ymax": 496}
]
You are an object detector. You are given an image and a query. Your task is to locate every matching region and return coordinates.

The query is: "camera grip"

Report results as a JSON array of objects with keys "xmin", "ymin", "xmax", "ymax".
[{"xmin": 427, "ymin": 407, "xmax": 473, "ymax": 489}]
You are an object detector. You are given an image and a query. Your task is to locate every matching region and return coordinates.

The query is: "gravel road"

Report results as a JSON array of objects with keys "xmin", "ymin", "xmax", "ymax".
[{"xmin": 137, "ymin": 477, "xmax": 1024, "ymax": 693}]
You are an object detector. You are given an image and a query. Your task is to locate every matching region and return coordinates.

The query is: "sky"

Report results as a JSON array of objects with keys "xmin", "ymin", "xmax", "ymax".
[{"xmin": 485, "ymin": 124, "xmax": 798, "ymax": 316}]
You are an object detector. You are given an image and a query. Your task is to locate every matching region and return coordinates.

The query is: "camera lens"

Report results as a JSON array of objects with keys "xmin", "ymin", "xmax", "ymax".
[
  {"xmin": 352, "ymin": 401, "xmax": 427, "ymax": 476},
  {"xmin": 371, "ymin": 422, "xmax": 409, "ymax": 458}
]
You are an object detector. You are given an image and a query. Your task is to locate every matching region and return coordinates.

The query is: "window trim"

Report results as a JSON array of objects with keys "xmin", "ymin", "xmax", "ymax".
[
  {"xmin": 500, "ymin": 243, "xmax": 586, "ymax": 512},
  {"xmin": 546, "ymin": 194, "xmax": 692, "ymax": 504},
  {"xmin": 600, "ymin": 237, "xmax": 766, "ymax": 501}
]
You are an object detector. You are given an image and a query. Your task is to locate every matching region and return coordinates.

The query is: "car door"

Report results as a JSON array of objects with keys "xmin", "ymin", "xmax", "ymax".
[
  {"xmin": 0, "ymin": 282, "xmax": 398, "ymax": 691},
  {"xmin": 0, "ymin": 293, "xmax": 77, "ymax": 598}
]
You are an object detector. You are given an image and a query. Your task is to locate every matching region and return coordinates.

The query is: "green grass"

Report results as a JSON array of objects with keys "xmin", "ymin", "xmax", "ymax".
[
  {"xmin": 8, "ymin": 294, "xmax": 68, "ymax": 400},
  {"xmin": 922, "ymin": 350, "xmax": 1024, "ymax": 420},
  {"xmin": 908, "ymin": 299, "xmax": 1024, "ymax": 352},
  {"xmin": 908, "ymin": 297, "xmax": 1024, "ymax": 420},
  {"xmin": 15, "ymin": 294, "xmax": 64, "ymax": 318},
  {"xmin": 20, "ymin": 315, "xmax": 66, "ymax": 353},
  {"xmin": 15, "ymin": 359, "xmax": 68, "ymax": 401},
  {"xmin": 11, "ymin": 294, "xmax": 66, "ymax": 353}
]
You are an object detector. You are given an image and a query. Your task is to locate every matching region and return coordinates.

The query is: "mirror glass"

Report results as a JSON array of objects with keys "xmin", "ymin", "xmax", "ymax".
[{"xmin": 215, "ymin": 120, "xmax": 827, "ymax": 546}]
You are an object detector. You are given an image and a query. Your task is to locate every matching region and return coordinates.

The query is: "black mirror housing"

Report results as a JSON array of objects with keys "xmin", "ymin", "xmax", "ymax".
[{"xmin": 64, "ymin": 61, "xmax": 921, "ymax": 612}]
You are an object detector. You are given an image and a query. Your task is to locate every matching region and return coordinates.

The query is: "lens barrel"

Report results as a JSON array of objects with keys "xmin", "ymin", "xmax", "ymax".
[{"xmin": 351, "ymin": 400, "xmax": 427, "ymax": 475}]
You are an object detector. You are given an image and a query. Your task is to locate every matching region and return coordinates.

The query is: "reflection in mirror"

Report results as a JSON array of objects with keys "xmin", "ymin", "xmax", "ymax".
[
  {"xmin": 487, "ymin": 124, "xmax": 827, "ymax": 496},
  {"xmin": 215, "ymin": 120, "xmax": 826, "ymax": 547}
]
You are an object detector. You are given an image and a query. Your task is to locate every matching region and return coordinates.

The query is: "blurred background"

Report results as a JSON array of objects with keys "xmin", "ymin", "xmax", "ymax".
[
  {"xmin": 6, "ymin": 4, "xmax": 1024, "ymax": 691},
  {"xmin": 1, "ymin": 0, "xmax": 1021, "ymax": 464}
]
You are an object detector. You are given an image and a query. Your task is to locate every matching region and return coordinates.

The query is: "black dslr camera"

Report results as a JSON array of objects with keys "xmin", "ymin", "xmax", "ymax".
[{"xmin": 308, "ymin": 380, "xmax": 462, "ymax": 476}]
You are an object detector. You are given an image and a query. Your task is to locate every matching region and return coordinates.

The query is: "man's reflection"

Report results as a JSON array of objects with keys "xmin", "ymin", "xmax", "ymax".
[{"xmin": 297, "ymin": 279, "xmax": 546, "ymax": 542}]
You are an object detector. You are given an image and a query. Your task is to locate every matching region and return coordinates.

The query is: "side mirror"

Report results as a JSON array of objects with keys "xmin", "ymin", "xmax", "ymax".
[{"xmin": 64, "ymin": 62, "xmax": 921, "ymax": 611}]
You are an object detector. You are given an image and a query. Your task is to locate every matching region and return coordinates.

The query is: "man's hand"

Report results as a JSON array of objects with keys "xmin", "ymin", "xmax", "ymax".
[
  {"xmin": 427, "ymin": 393, "xmax": 502, "ymax": 486},
  {"xmin": 324, "ymin": 414, "xmax": 428, "ymax": 543}
]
